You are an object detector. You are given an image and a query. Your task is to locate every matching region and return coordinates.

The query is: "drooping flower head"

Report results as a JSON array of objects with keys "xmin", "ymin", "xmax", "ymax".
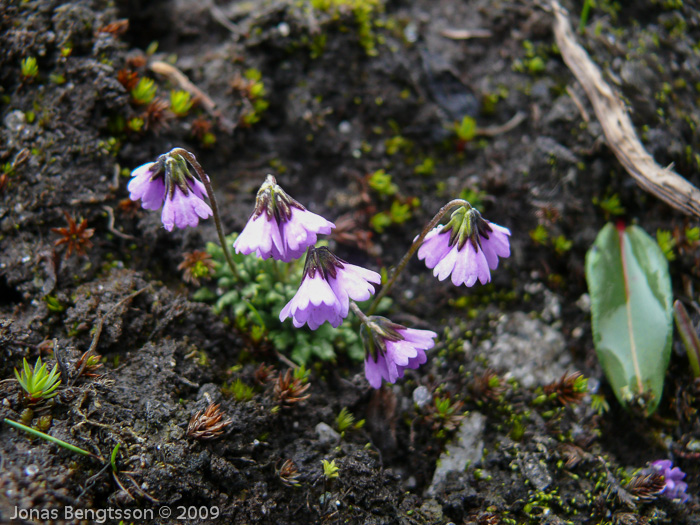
[
  {"xmin": 361, "ymin": 316, "xmax": 436, "ymax": 389},
  {"xmin": 234, "ymin": 175, "xmax": 335, "ymax": 262},
  {"xmin": 651, "ymin": 460, "xmax": 690, "ymax": 503},
  {"xmin": 128, "ymin": 150, "xmax": 213, "ymax": 231},
  {"xmin": 418, "ymin": 205, "xmax": 510, "ymax": 287},
  {"xmin": 279, "ymin": 247, "xmax": 381, "ymax": 330}
]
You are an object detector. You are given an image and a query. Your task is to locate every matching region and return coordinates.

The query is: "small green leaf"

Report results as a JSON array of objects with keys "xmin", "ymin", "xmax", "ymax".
[{"xmin": 585, "ymin": 223, "xmax": 673, "ymax": 415}]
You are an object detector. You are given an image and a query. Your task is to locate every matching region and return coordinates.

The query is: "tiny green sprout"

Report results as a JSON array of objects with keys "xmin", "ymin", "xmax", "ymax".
[
  {"xmin": 685, "ymin": 226, "xmax": 700, "ymax": 243},
  {"xmin": 369, "ymin": 211, "xmax": 392, "ymax": 233},
  {"xmin": 43, "ymin": 295, "xmax": 65, "ymax": 312},
  {"xmin": 656, "ymin": 229, "xmax": 677, "ymax": 261},
  {"xmin": 110, "ymin": 443, "xmax": 120, "ymax": 473},
  {"xmin": 20, "ymin": 57, "xmax": 39, "ymax": 80},
  {"xmin": 127, "ymin": 117, "xmax": 145, "ymax": 133},
  {"xmin": 170, "ymin": 90, "xmax": 193, "ymax": 117},
  {"xmin": 552, "ymin": 235, "xmax": 573, "ymax": 255},
  {"xmin": 130, "ymin": 77, "xmax": 157, "ymax": 105},
  {"xmin": 593, "ymin": 193, "xmax": 625, "ymax": 218},
  {"xmin": 60, "ymin": 43, "xmax": 73, "ymax": 58},
  {"xmin": 336, "ymin": 407, "xmax": 355, "ymax": 432},
  {"xmin": 49, "ymin": 73, "xmax": 66, "ymax": 85},
  {"xmin": 590, "ymin": 394, "xmax": 610, "ymax": 415},
  {"xmin": 321, "ymin": 459, "xmax": 339, "ymax": 480},
  {"xmin": 336, "ymin": 407, "xmax": 365, "ymax": 432},
  {"xmin": 293, "ymin": 365, "xmax": 310, "ymax": 383},
  {"xmin": 388, "ymin": 199, "xmax": 413, "ymax": 225},
  {"xmin": 14, "ymin": 357, "xmax": 61, "ymax": 402},
  {"xmin": 228, "ymin": 378, "xmax": 254, "ymax": 401},
  {"xmin": 454, "ymin": 116, "xmax": 477, "ymax": 142},
  {"xmin": 530, "ymin": 224, "xmax": 549, "ymax": 245},
  {"xmin": 368, "ymin": 169, "xmax": 398, "ymax": 196},
  {"xmin": 145, "ymin": 41, "xmax": 159, "ymax": 55},
  {"xmin": 414, "ymin": 157, "xmax": 435, "ymax": 176},
  {"xmin": 526, "ymin": 56, "xmax": 546, "ymax": 74}
]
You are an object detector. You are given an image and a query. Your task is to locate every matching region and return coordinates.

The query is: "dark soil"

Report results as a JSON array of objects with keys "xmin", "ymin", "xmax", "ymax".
[{"xmin": 1, "ymin": 0, "xmax": 699, "ymax": 523}]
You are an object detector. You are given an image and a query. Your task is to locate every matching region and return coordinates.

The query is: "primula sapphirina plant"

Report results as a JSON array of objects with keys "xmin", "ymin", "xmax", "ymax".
[
  {"xmin": 279, "ymin": 247, "xmax": 380, "ymax": 330},
  {"xmin": 131, "ymin": 149, "xmax": 511, "ymax": 389},
  {"xmin": 234, "ymin": 175, "xmax": 335, "ymax": 262},
  {"xmin": 128, "ymin": 153, "xmax": 212, "ymax": 231},
  {"xmin": 417, "ymin": 205, "xmax": 511, "ymax": 287},
  {"xmin": 359, "ymin": 315, "xmax": 436, "ymax": 389},
  {"xmin": 651, "ymin": 459, "xmax": 690, "ymax": 503}
]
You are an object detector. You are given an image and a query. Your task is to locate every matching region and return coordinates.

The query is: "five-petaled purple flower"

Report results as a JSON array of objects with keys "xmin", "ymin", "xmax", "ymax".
[
  {"xmin": 652, "ymin": 460, "xmax": 690, "ymax": 503},
  {"xmin": 362, "ymin": 316, "xmax": 436, "ymax": 389},
  {"xmin": 280, "ymin": 247, "xmax": 381, "ymax": 330},
  {"xmin": 128, "ymin": 151, "xmax": 212, "ymax": 231},
  {"xmin": 234, "ymin": 175, "xmax": 335, "ymax": 262},
  {"xmin": 418, "ymin": 206, "xmax": 510, "ymax": 287}
]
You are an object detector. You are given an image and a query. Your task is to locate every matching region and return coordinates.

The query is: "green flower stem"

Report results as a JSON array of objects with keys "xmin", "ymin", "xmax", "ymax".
[
  {"xmin": 172, "ymin": 148, "xmax": 239, "ymax": 279},
  {"xmin": 367, "ymin": 199, "xmax": 471, "ymax": 315}
]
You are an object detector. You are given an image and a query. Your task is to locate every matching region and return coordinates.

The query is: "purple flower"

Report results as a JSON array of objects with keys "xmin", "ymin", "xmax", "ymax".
[
  {"xmin": 417, "ymin": 206, "xmax": 510, "ymax": 287},
  {"xmin": 362, "ymin": 316, "xmax": 436, "ymax": 388},
  {"xmin": 652, "ymin": 460, "xmax": 690, "ymax": 503},
  {"xmin": 234, "ymin": 175, "xmax": 335, "ymax": 262},
  {"xmin": 128, "ymin": 151, "xmax": 213, "ymax": 231},
  {"xmin": 279, "ymin": 247, "xmax": 381, "ymax": 330}
]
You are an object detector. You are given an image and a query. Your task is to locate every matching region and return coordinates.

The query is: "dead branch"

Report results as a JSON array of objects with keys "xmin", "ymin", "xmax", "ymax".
[{"xmin": 551, "ymin": 0, "xmax": 700, "ymax": 217}]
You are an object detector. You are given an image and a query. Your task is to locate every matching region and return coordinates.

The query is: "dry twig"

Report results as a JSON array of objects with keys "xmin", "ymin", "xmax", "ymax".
[{"xmin": 551, "ymin": 0, "xmax": 700, "ymax": 216}]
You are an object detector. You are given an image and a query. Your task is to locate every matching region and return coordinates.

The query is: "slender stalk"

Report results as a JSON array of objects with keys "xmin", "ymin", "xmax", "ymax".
[
  {"xmin": 172, "ymin": 148, "xmax": 239, "ymax": 279},
  {"xmin": 367, "ymin": 199, "xmax": 471, "ymax": 315},
  {"xmin": 349, "ymin": 300, "xmax": 370, "ymax": 323},
  {"xmin": 579, "ymin": 0, "xmax": 592, "ymax": 33},
  {"xmin": 4, "ymin": 418, "xmax": 98, "ymax": 459}
]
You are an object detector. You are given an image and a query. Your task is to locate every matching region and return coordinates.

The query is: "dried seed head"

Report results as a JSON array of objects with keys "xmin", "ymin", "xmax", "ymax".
[
  {"xmin": 278, "ymin": 459, "xmax": 302, "ymax": 487},
  {"xmin": 543, "ymin": 371, "xmax": 588, "ymax": 406},
  {"xmin": 178, "ymin": 251, "xmax": 215, "ymax": 286},
  {"xmin": 254, "ymin": 363, "xmax": 277, "ymax": 385},
  {"xmin": 625, "ymin": 472, "xmax": 666, "ymax": 501},
  {"xmin": 274, "ymin": 369, "xmax": 311, "ymax": 406},
  {"xmin": 51, "ymin": 212, "xmax": 94, "ymax": 259},
  {"xmin": 187, "ymin": 403, "xmax": 231, "ymax": 440},
  {"xmin": 469, "ymin": 369, "xmax": 506, "ymax": 401}
]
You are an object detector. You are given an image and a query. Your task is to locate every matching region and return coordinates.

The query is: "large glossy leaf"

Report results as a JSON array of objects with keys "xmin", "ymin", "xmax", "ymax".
[{"xmin": 585, "ymin": 222, "xmax": 673, "ymax": 415}]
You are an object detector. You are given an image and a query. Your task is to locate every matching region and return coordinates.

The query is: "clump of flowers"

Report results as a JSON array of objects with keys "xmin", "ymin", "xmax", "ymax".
[
  {"xmin": 129, "ymin": 149, "xmax": 511, "ymax": 389},
  {"xmin": 651, "ymin": 459, "xmax": 690, "ymax": 503}
]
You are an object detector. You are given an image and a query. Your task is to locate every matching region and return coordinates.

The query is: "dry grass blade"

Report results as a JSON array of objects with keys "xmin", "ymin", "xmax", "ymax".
[{"xmin": 551, "ymin": 0, "xmax": 700, "ymax": 217}]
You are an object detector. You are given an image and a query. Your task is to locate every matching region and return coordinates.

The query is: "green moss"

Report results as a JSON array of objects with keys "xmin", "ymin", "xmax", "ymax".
[{"xmin": 310, "ymin": 0, "xmax": 384, "ymax": 56}]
